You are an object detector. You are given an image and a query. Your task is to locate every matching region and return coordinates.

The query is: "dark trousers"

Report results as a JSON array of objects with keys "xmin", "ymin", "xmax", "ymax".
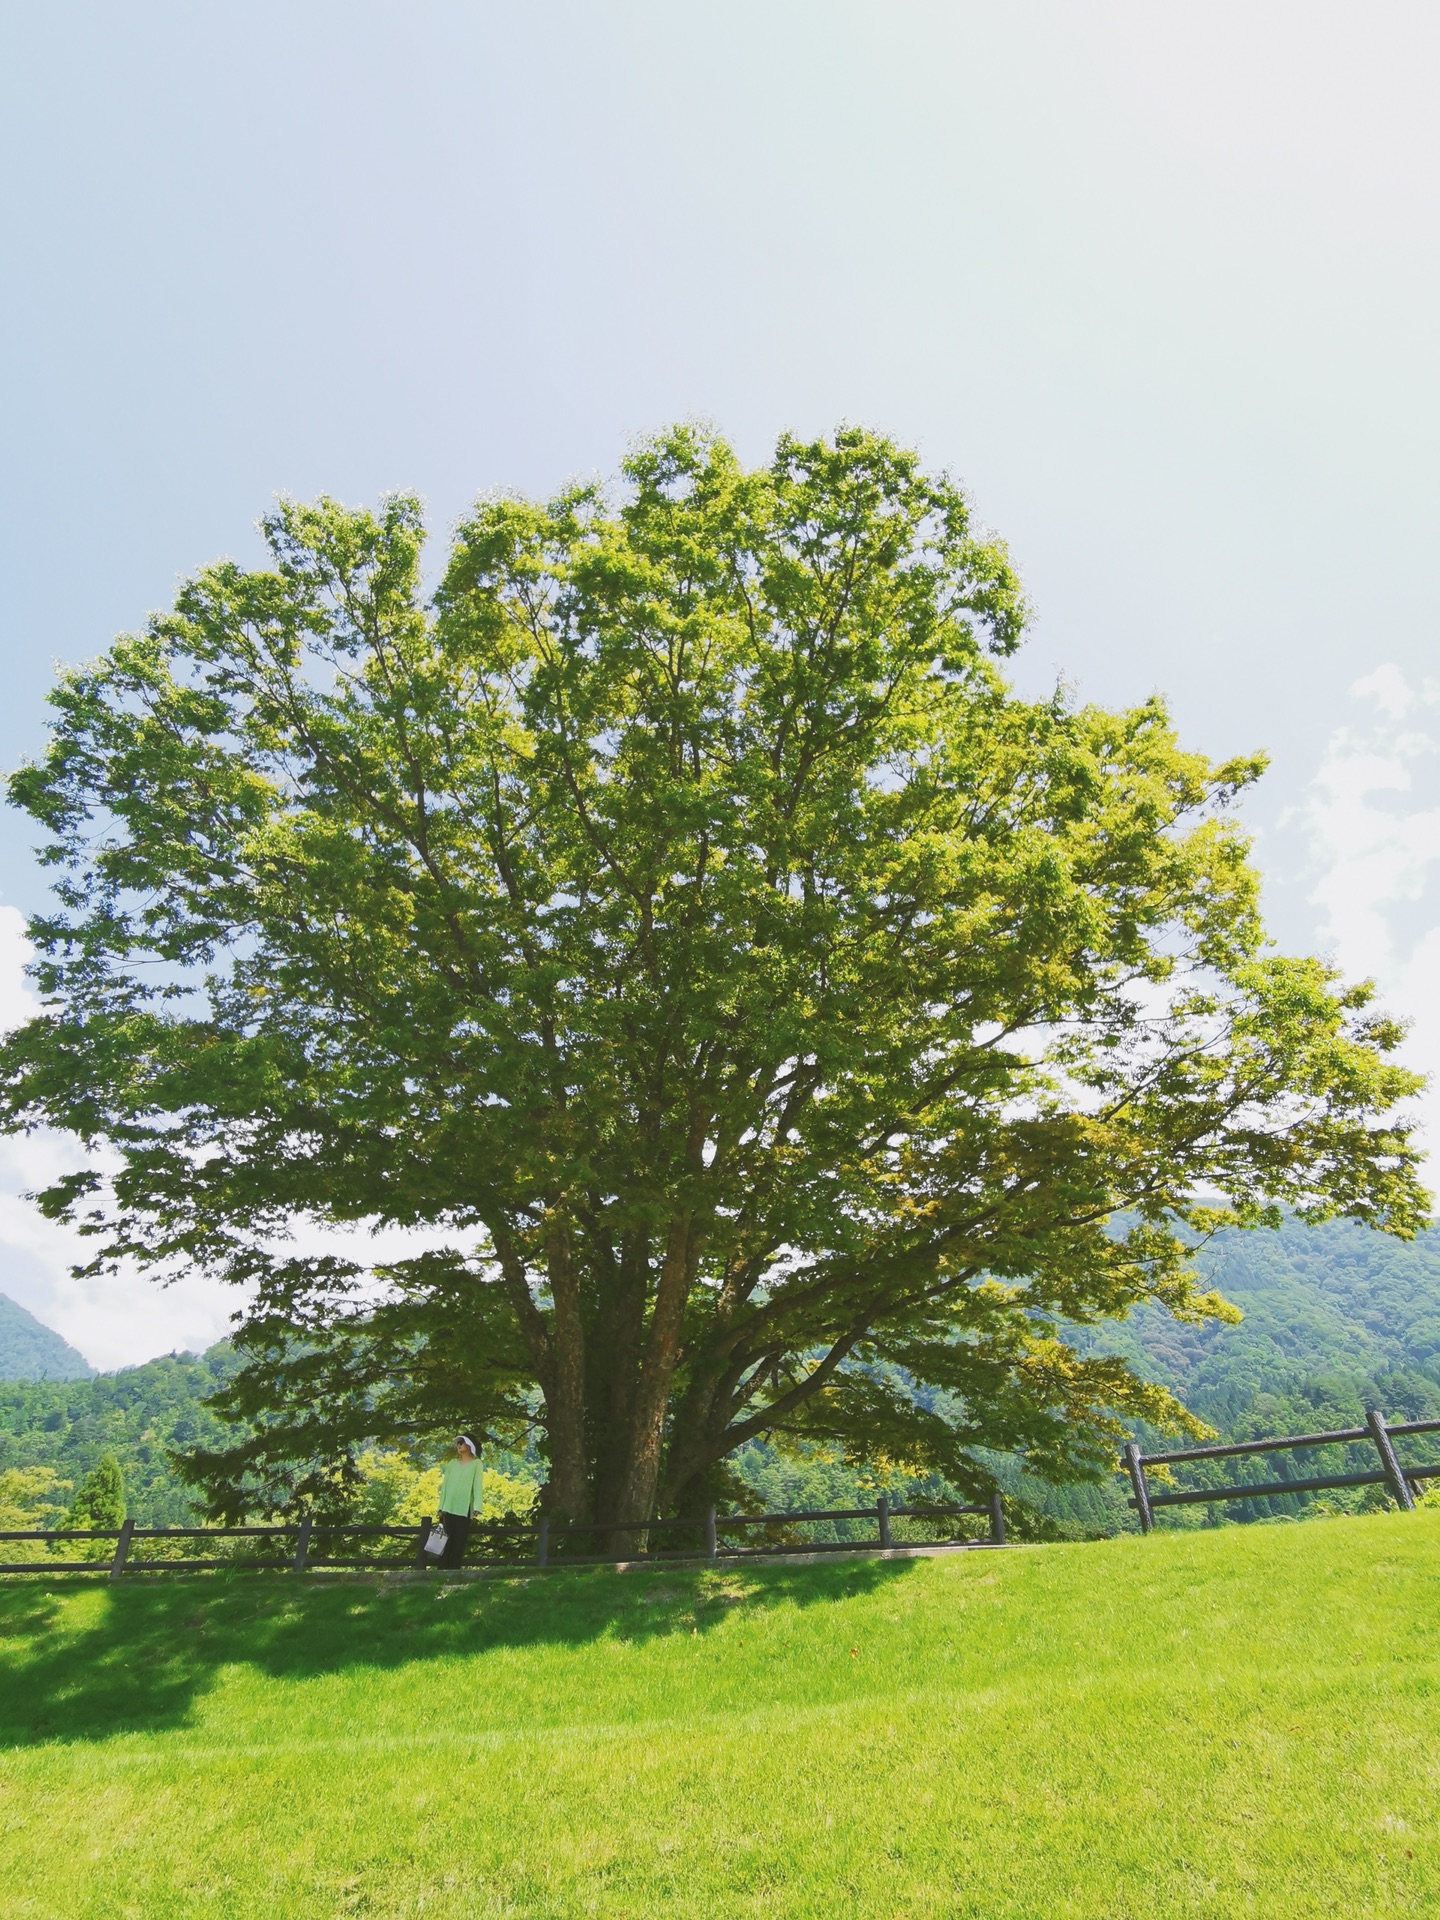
[{"xmin": 437, "ymin": 1510, "xmax": 472, "ymax": 1569}]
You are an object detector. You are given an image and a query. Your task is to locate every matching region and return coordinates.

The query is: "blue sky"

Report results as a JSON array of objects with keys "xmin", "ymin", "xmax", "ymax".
[{"xmin": 1, "ymin": 4, "xmax": 1437, "ymax": 1364}]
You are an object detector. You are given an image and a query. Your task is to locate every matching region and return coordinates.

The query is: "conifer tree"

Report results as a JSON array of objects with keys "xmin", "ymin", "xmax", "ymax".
[{"xmin": 66, "ymin": 1452, "xmax": 125, "ymax": 1556}]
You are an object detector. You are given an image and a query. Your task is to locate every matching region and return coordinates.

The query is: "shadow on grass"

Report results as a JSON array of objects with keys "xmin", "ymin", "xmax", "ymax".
[{"xmin": 0, "ymin": 1555, "xmax": 916, "ymax": 1748}]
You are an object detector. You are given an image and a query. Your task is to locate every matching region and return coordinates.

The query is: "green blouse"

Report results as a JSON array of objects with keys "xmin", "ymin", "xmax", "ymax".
[{"xmin": 438, "ymin": 1456, "xmax": 483, "ymax": 1518}]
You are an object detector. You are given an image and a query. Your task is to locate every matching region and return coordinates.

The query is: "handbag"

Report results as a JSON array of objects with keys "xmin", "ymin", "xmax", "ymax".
[{"xmin": 423, "ymin": 1519, "xmax": 448, "ymax": 1558}]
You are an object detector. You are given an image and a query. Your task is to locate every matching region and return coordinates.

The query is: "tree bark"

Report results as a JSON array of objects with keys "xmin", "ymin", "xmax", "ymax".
[
  {"xmin": 543, "ymin": 1223, "xmax": 589, "ymax": 1522},
  {"xmin": 587, "ymin": 1228, "xmax": 650, "ymax": 1528},
  {"xmin": 610, "ymin": 1213, "xmax": 699, "ymax": 1540},
  {"xmin": 652, "ymin": 1251, "xmax": 761, "ymax": 1513}
]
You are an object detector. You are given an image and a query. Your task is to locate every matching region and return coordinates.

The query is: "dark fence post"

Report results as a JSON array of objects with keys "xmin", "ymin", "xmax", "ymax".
[
  {"xmin": 1366, "ymin": 1408, "xmax": 1416, "ymax": 1511},
  {"xmin": 536, "ymin": 1516, "xmax": 550, "ymax": 1568},
  {"xmin": 414, "ymin": 1520, "xmax": 432, "ymax": 1568},
  {"xmin": 988, "ymin": 1492, "xmax": 1006, "ymax": 1546},
  {"xmin": 877, "ymin": 1494, "xmax": 891, "ymax": 1549},
  {"xmin": 705, "ymin": 1506, "xmax": 717, "ymax": 1562},
  {"xmin": 108, "ymin": 1517, "xmax": 135, "ymax": 1582},
  {"xmin": 291, "ymin": 1515, "xmax": 313, "ymax": 1576},
  {"xmin": 1124, "ymin": 1442, "xmax": 1154, "ymax": 1533}
]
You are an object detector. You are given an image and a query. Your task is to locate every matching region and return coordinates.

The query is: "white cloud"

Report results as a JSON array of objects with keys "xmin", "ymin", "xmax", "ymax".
[
  {"xmin": 1302, "ymin": 666, "xmax": 1440, "ymax": 1168},
  {"xmin": 1347, "ymin": 663, "xmax": 1417, "ymax": 727}
]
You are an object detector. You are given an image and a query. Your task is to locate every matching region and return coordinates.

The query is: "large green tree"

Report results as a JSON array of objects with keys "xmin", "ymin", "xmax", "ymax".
[{"xmin": 1, "ymin": 427, "xmax": 1426, "ymax": 1531}]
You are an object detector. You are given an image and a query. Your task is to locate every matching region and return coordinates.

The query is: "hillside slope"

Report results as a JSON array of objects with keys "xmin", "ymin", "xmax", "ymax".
[
  {"xmin": 1102, "ymin": 1217, "xmax": 1440, "ymax": 1421},
  {"xmin": 0, "ymin": 1511, "xmax": 1436, "ymax": 1917},
  {"xmin": 0, "ymin": 1346, "xmax": 238, "ymax": 1524},
  {"xmin": 0, "ymin": 1292, "xmax": 93, "ymax": 1382}
]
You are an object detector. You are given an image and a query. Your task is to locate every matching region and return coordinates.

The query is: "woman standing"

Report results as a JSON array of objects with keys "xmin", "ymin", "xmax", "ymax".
[{"xmin": 432, "ymin": 1434, "xmax": 483, "ymax": 1569}]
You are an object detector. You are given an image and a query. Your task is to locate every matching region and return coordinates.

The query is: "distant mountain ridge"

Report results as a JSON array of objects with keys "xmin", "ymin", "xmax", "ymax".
[
  {"xmin": 1013, "ymin": 1217, "xmax": 1440, "ymax": 1535},
  {"xmin": 0, "ymin": 1293, "xmax": 95, "ymax": 1382},
  {"xmin": 1087, "ymin": 1218, "xmax": 1440, "ymax": 1426}
]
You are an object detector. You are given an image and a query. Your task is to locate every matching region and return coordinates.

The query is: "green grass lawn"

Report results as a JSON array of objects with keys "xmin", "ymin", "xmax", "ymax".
[{"xmin": 1, "ymin": 1512, "xmax": 1437, "ymax": 1918}]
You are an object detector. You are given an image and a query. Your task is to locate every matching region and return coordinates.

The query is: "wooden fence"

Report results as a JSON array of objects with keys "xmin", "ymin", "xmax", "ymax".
[
  {"xmin": 1122, "ymin": 1408, "xmax": 1440, "ymax": 1530},
  {"xmin": 10, "ymin": 1407, "xmax": 1432, "ymax": 1577},
  {"xmin": 0, "ymin": 1492, "xmax": 1006, "ymax": 1579}
]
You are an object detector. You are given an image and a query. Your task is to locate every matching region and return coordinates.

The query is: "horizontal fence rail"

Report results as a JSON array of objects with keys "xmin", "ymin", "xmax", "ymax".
[
  {"xmin": 10, "ymin": 1410, "xmax": 1437, "ymax": 1575},
  {"xmin": 0, "ymin": 1492, "xmax": 1007, "ymax": 1579},
  {"xmin": 1122, "ymin": 1409, "xmax": 1440, "ymax": 1531}
]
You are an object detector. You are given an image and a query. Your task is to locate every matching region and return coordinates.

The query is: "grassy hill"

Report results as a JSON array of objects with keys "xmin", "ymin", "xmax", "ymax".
[{"xmin": 1, "ymin": 1510, "xmax": 1438, "ymax": 1916}]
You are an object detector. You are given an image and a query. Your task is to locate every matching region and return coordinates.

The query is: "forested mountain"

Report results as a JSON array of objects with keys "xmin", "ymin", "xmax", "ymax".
[
  {"xmin": 0, "ymin": 1293, "xmax": 94, "ymax": 1382},
  {"xmin": 1, "ymin": 1220, "xmax": 1438, "ymax": 1530},
  {"xmin": 0, "ymin": 1347, "xmax": 238, "ymax": 1525},
  {"xmin": 1090, "ymin": 1218, "xmax": 1440, "ymax": 1422},
  {"xmin": 1019, "ymin": 1218, "xmax": 1440, "ymax": 1534}
]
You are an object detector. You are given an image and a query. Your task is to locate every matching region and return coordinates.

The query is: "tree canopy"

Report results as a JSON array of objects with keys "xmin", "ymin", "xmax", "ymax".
[{"xmin": 1, "ymin": 425, "xmax": 1427, "ymax": 1529}]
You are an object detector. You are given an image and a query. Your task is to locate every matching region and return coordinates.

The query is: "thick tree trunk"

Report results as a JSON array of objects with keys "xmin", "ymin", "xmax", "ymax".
[
  {"xmin": 587, "ymin": 1230, "xmax": 650, "ymax": 1529},
  {"xmin": 543, "ymin": 1225, "xmax": 589, "ymax": 1523},
  {"xmin": 652, "ymin": 1251, "xmax": 763, "ymax": 1513},
  {"xmin": 655, "ymin": 1360, "xmax": 743, "ymax": 1516},
  {"xmin": 490, "ymin": 1219, "xmax": 589, "ymax": 1523},
  {"xmin": 609, "ymin": 1215, "xmax": 698, "ymax": 1542}
]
